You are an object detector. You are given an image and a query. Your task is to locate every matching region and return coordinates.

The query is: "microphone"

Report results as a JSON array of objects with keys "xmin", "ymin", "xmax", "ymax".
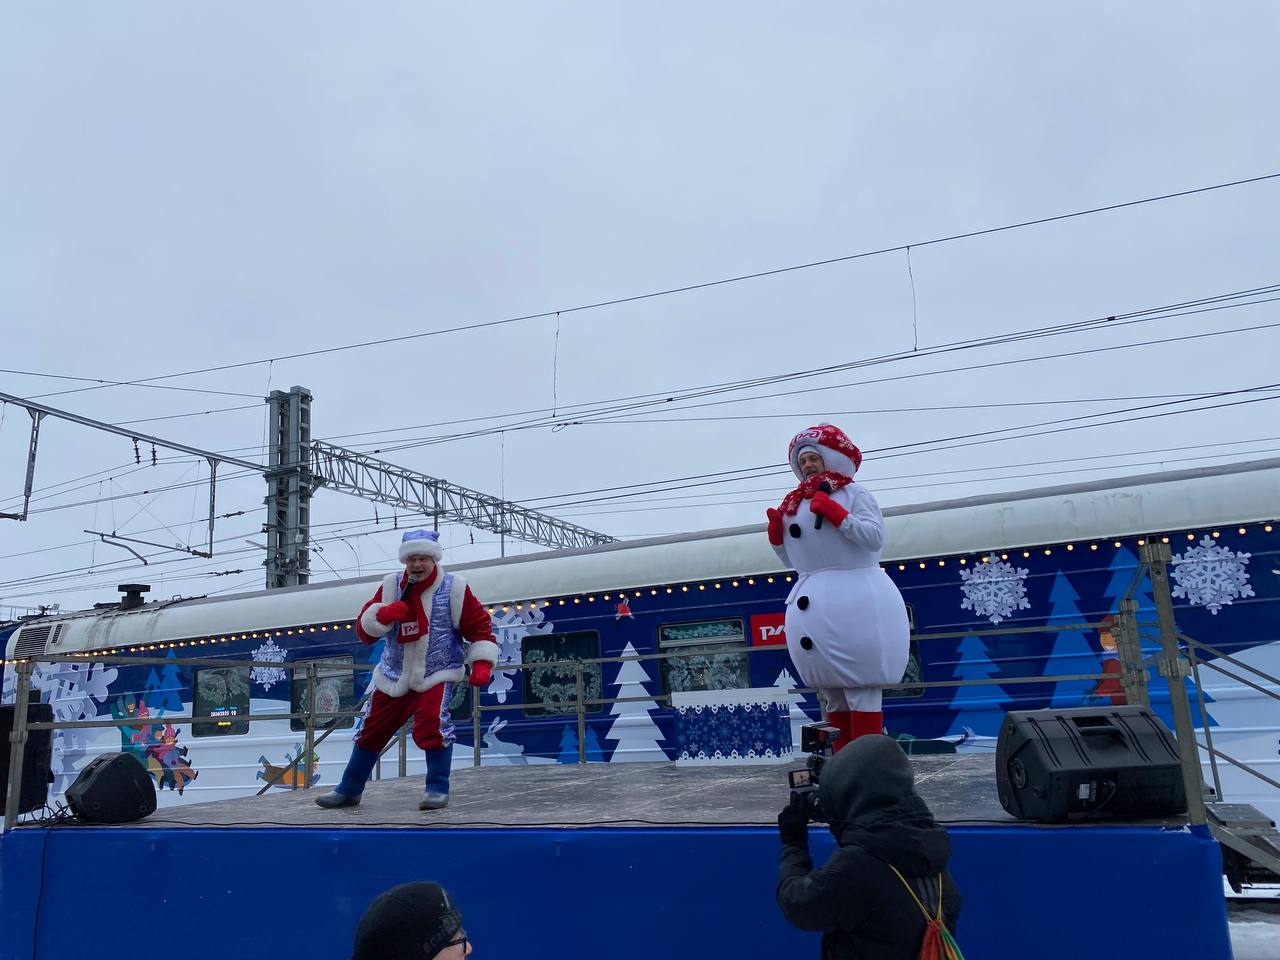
[{"xmin": 814, "ymin": 481, "xmax": 832, "ymax": 529}]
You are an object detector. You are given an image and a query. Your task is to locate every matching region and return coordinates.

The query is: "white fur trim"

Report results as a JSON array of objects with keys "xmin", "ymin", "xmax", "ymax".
[
  {"xmin": 449, "ymin": 575, "xmax": 468, "ymax": 629},
  {"xmin": 466, "ymin": 640, "xmax": 500, "ymax": 665},
  {"xmin": 419, "ymin": 666, "xmax": 465, "ymax": 691},
  {"xmin": 373, "ymin": 663, "xmax": 409, "ymax": 697},
  {"xmin": 370, "ymin": 566, "xmax": 471, "ymax": 696},
  {"xmin": 360, "ymin": 605, "xmax": 393, "ymax": 638},
  {"xmin": 399, "ymin": 538, "xmax": 443, "ymax": 563},
  {"xmin": 790, "ymin": 445, "xmax": 857, "ymax": 481}
]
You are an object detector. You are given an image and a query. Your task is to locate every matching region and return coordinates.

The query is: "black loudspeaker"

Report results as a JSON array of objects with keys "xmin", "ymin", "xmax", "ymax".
[
  {"xmin": 996, "ymin": 706, "xmax": 1187, "ymax": 823},
  {"xmin": 0, "ymin": 702, "xmax": 55, "ymax": 815},
  {"xmin": 66, "ymin": 752, "xmax": 157, "ymax": 824}
]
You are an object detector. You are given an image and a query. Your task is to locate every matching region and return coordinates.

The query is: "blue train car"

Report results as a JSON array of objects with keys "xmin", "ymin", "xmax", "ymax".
[{"xmin": 4, "ymin": 458, "xmax": 1278, "ymax": 821}]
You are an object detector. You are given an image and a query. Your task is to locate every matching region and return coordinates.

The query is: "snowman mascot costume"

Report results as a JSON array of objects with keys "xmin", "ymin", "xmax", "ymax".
[
  {"xmin": 766, "ymin": 424, "xmax": 909, "ymax": 748},
  {"xmin": 314, "ymin": 529, "xmax": 499, "ymax": 810}
]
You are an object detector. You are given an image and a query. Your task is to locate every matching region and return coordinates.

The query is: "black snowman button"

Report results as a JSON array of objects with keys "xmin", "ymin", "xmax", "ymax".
[
  {"xmin": 789, "ymin": 523, "xmax": 802, "ymax": 539},
  {"xmin": 797, "ymin": 595, "xmax": 810, "ymax": 610},
  {"xmin": 799, "ymin": 635, "xmax": 814, "ymax": 650}
]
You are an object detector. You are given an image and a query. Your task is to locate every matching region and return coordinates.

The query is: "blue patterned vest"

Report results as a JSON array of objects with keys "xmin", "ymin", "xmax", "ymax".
[{"xmin": 376, "ymin": 571, "xmax": 465, "ymax": 689}]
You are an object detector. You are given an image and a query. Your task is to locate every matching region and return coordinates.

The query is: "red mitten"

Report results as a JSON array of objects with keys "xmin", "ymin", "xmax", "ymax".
[
  {"xmin": 375, "ymin": 600, "xmax": 410, "ymax": 625},
  {"xmin": 808, "ymin": 491, "xmax": 849, "ymax": 527},
  {"xmin": 766, "ymin": 507, "xmax": 784, "ymax": 546},
  {"xmin": 469, "ymin": 661, "xmax": 493, "ymax": 688}
]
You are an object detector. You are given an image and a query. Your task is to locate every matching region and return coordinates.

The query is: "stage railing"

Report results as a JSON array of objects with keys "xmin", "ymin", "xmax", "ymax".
[
  {"xmin": 13, "ymin": 548, "xmax": 1233, "ymax": 834},
  {"xmin": 2, "ymin": 628, "xmax": 1126, "ymax": 831}
]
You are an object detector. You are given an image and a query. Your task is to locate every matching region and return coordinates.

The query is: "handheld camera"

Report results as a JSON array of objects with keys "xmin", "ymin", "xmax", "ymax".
[{"xmin": 787, "ymin": 721, "xmax": 840, "ymax": 822}]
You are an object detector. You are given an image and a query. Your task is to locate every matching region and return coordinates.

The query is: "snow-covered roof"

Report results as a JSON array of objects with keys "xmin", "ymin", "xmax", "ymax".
[{"xmin": 8, "ymin": 457, "xmax": 1279, "ymax": 658}]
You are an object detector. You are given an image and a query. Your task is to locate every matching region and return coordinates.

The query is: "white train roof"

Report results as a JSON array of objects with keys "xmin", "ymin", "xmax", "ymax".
[{"xmin": 8, "ymin": 457, "xmax": 1280, "ymax": 658}]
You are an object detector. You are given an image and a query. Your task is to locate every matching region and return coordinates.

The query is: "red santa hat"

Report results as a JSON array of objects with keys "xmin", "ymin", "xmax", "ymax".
[{"xmin": 787, "ymin": 423, "xmax": 862, "ymax": 481}]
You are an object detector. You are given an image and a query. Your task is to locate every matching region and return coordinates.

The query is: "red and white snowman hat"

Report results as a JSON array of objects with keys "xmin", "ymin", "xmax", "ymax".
[{"xmin": 787, "ymin": 423, "xmax": 862, "ymax": 481}]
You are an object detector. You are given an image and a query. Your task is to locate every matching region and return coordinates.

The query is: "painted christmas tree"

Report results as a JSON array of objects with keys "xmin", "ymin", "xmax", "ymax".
[
  {"xmin": 555, "ymin": 727, "xmax": 604, "ymax": 768},
  {"xmin": 1046, "ymin": 572, "xmax": 1102, "ymax": 708},
  {"xmin": 946, "ymin": 632, "xmax": 1012, "ymax": 738},
  {"xmin": 143, "ymin": 651, "xmax": 185, "ymax": 714},
  {"xmin": 772, "ymin": 668, "xmax": 812, "ymax": 750},
  {"xmin": 556, "ymin": 725, "xmax": 604, "ymax": 763},
  {"xmin": 603, "ymin": 642, "xmax": 668, "ymax": 762},
  {"xmin": 584, "ymin": 727, "xmax": 605, "ymax": 762}
]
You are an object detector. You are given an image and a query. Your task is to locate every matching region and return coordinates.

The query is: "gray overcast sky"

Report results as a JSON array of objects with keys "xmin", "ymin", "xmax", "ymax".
[{"xmin": 3, "ymin": 3, "xmax": 1279, "ymax": 612}]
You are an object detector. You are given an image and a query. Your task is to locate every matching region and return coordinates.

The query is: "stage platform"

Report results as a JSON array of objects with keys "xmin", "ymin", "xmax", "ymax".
[
  {"xmin": 0, "ymin": 755, "xmax": 1233, "ymax": 960},
  {"xmin": 134, "ymin": 752, "xmax": 1022, "ymax": 829}
]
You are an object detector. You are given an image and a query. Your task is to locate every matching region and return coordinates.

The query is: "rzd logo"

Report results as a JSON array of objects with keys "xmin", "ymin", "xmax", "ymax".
[{"xmin": 750, "ymin": 612, "xmax": 787, "ymax": 647}]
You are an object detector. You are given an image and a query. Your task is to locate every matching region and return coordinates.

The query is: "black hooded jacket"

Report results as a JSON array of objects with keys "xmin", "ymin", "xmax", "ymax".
[{"xmin": 777, "ymin": 736, "xmax": 962, "ymax": 960}]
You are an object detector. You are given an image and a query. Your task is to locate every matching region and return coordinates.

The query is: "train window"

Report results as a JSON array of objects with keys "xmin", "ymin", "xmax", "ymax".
[
  {"xmin": 521, "ymin": 631, "xmax": 603, "ymax": 717},
  {"xmin": 193, "ymin": 666, "xmax": 251, "ymax": 736},
  {"xmin": 885, "ymin": 635, "xmax": 923, "ymax": 699},
  {"xmin": 290, "ymin": 657, "xmax": 357, "ymax": 732},
  {"xmin": 658, "ymin": 618, "xmax": 749, "ymax": 694},
  {"xmin": 447, "ymin": 681, "xmax": 471, "ymax": 723}
]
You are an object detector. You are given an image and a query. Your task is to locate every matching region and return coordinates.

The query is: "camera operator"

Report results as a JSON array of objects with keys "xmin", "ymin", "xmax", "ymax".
[{"xmin": 777, "ymin": 735, "xmax": 962, "ymax": 960}]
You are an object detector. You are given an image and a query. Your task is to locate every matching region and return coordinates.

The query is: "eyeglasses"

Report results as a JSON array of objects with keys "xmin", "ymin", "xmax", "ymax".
[{"xmin": 437, "ymin": 934, "xmax": 469, "ymax": 954}]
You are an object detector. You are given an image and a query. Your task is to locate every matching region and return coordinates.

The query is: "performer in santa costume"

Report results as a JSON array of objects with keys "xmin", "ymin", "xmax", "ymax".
[
  {"xmin": 766, "ymin": 424, "xmax": 909, "ymax": 749},
  {"xmin": 314, "ymin": 529, "xmax": 499, "ymax": 810}
]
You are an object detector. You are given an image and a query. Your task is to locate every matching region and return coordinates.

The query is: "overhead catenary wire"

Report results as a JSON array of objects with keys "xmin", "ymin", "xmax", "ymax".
[
  {"xmin": 5, "ymin": 294, "xmax": 1277, "ymax": 602},
  {"xmin": 4, "ymin": 418, "xmax": 1279, "ymax": 597},
  {"xmin": 552, "ymin": 444, "xmax": 1280, "ymax": 519},
  {"xmin": 125, "ymin": 282, "xmax": 1280, "ymax": 461},
  {"xmin": 0, "ymin": 367, "xmax": 262, "ymax": 400},
  {"xmin": 20, "ymin": 172, "xmax": 1280, "ymax": 404}
]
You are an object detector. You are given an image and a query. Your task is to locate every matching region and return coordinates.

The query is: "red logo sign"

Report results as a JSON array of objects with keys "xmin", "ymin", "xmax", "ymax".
[{"xmin": 751, "ymin": 612, "xmax": 787, "ymax": 647}]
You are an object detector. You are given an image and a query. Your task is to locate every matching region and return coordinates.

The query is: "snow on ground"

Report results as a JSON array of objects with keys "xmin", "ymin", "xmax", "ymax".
[{"xmin": 1228, "ymin": 903, "xmax": 1280, "ymax": 960}]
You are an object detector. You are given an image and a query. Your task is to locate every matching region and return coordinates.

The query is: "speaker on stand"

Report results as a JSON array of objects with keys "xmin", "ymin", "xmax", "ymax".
[
  {"xmin": 996, "ymin": 706, "xmax": 1188, "ymax": 823},
  {"xmin": 0, "ymin": 702, "xmax": 55, "ymax": 815},
  {"xmin": 66, "ymin": 753, "xmax": 157, "ymax": 824}
]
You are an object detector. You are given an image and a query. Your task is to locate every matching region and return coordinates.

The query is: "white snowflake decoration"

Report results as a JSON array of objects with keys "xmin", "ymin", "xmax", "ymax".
[
  {"xmin": 1171, "ymin": 537, "xmax": 1255, "ymax": 615},
  {"xmin": 3, "ymin": 660, "xmax": 120, "ymax": 792},
  {"xmin": 959, "ymin": 553, "xmax": 1032, "ymax": 624},
  {"xmin": 250, "ymin": 639, "xmax": 289, "ymax": 690},
  {"xmin": 488, "ymin": 606, "xmax": 554, "ymax": 703}
]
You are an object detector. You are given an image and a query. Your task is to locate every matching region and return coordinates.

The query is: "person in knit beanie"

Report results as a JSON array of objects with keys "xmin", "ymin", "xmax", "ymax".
[
  {"xmin": 350, "ymin": 881, "xmax": 472, "ymax": 959},
  {"xmin": 315, "ymin": 530, "xmax": 499, "ymax": 811},
  {"xmin": 766, "ymin": 424, "xmax": 910, "ymax": 747}
]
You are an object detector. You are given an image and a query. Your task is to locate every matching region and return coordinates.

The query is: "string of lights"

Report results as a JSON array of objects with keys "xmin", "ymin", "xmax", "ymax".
[{"xmin": 8, "ymin": 520, "xmax": 1275, "ymax": 667}]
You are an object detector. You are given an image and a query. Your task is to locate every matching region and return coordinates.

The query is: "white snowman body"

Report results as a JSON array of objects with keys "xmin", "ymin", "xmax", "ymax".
[{"xmin": 772, "ymin": 483, "xmax": 910, "ymax": 710}]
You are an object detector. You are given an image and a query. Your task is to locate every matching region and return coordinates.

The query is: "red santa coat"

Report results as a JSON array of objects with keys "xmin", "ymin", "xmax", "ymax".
[{"xmin": 355, "ymin": 566, "xmax": 499, "ymax": 697}]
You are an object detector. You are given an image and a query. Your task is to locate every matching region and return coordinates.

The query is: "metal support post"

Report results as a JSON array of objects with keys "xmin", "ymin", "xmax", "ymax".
[
  {"xmin": 1186, "ymin": 638, "xmax": 1225, "ymax": 802},
  {"xmin": 302, "ymin": 661, "xmax": 318, "ymax": 790},
  {"xmin": 1113, "ymin": 598, "xmax": 1150, "ymax": 708},
  {"xmin": 265, "ymin": 386, "xmax": 313, "ymax": 588},
  {"xmin": 1141, "ymin": 541, "xmax": 1208, "ymax": 825},
  {"xmin": 0, "ymin": 411, "xmax": 44, "ymax": 521},
  {"xmin": 575, "ymin": 663, "xmax": 587, "ymax": 764},
  {"xmin": 398, "ymin": 722, "xmax": 408, "ymax": 778},
  {"xmin": 3, "ymin": 661, "xmax": 35, "ymax": 831},
  {"xmin": 472, "ymin": 704, "xmax": 482, "ymax": 768}
]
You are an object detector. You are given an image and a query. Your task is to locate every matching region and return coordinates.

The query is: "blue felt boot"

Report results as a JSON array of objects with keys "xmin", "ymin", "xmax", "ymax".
[
  {"xmin": 314, "ymin": 744, "xmax": 378, "ymax": 809},
  {"xmin": 420, "ymin": 742, "xmax": 453, "ymax": 810}
]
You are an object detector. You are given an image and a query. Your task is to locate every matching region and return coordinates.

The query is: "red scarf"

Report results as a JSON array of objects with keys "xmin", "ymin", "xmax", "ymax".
[{"xmin": 777, "ymin": 471, "xmax": 853, "ymax": 516}]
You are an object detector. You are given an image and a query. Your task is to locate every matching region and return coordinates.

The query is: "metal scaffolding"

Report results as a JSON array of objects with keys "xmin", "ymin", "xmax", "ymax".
[
  {"xmin": 307, "ymin": 438, "xmax": 616, "ymax": 553},
  {"xmin": 0, "ymin": 386, "xmax": 613, "ymax": 588}
]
